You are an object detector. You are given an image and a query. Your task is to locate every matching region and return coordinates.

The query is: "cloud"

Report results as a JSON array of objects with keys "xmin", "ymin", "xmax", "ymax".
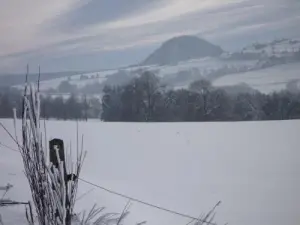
[
  {"xmin": 57, "ymin": 0, "xmax": 163, "ymax": 31},
  {"xmin": 92, "ymin": 0, "xmax": 242, "ymax": 29},
  {"xmin": 0, "ymin": 1, "xmax": 86, "ymax": 56},
  {"xmin": 0, "ymin": 0, "xmax": 299, "ymax": 72}
]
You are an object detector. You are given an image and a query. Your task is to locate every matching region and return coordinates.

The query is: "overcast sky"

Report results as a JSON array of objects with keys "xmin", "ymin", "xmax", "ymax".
[{"xmin": 0, "ymin": 0, "xmax": 299, "ymax": 73}]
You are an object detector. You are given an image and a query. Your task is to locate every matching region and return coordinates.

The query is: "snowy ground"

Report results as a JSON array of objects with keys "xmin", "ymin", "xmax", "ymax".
[
  {"xmin": 242, "ymin": 39, "xmax": 300, "ymax": 57},
  {"xmin": 0, "ymin": 119, "xmax": 299, "ymax": 225},
  {"xmin": 12, "ymin": 59, "xmax": 300, "ymax": 95},
  {"xmin": 151, "ymin": 58, "xmax": 257, "ymax": 78},
  {"xmin": 13, "ymin": 58, "xmax": 258, "ymax": 92},
  {"xmin": 213, "ymin": 63, "xmax": 300, "ymax": 93}
]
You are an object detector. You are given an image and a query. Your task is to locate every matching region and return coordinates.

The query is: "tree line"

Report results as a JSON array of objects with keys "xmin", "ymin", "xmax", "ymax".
[
  {"xmin": 101, "ymin": 72, "xmax": 300, "ymax": 122},
  {"xmin": 0, "ymin": 87, "xmax": 100, "ymax": 120},
  {"xmin": 1, "ymin": 72, "xmax": 300, "ymax": 121}
]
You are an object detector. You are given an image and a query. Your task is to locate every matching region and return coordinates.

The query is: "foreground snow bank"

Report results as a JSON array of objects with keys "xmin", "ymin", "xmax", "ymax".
[{"xmin": 0, "ymin": 119, "xmax": 299, "ymax": 225}]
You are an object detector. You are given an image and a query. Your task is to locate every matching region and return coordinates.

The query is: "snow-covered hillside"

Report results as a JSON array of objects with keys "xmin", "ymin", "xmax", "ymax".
[
  {"xmin": 0, "ymin": 119, "xmax": 299, "ymax": 225},
  {"xmin": 242, "ymin": 38, "xmax": 300, "ymax": 58},
  {"xmin": 213, "ymin": 62, "xmax": 300, "ymax": 93},
  {"xmin": 13, "ymin": 69, "xmax": 119, "ymax": 91},
  {"xmin": 150, "ymin": 58, "xmax": 257, "ymax": 77},
  {"xmin": 12, "ymin": 38, "xmax": 300, "ymax": 96},
  {"xmin": 13, "ymin": 61, "xmax": 300, "ymax": 96},
  {"xmin": 14, "ymin": 58, "xmax": 259, "ymax": 91}
]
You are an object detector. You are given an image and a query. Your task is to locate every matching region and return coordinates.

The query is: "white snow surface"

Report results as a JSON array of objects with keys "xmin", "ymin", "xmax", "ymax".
[
  {"xmin": 213, "ymin": 63, "xmax": 300, "ymax": 93},
  {"xmin": 13, "ymin": 70, "xmax": 119, "ymax": 91},
  {"xmin": 13, "ymin": 58, "xmax": 258, "ymax": 92},
  {"xmin": 14, "ymin": 61, "xmax": 300, "ymax": 97},
  {"xmin": 0, "ymin": 119, "xmax": 299, "ymax": 225},
  {"xmin": 13, "ymin": 58, "xmax": 299, "ymax": 96},
  {"xmin": 242, "ymin": 39, "xmax": 300, "ymax": 57},
  {"xmin": 151, "ymin": 58, "xmax": 257, "ymax": 78}
]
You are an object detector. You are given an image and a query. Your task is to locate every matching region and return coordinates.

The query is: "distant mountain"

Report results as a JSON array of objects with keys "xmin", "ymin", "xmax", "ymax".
[{"xmin": 142, "ymin": 35, "xmax": 223, "ymax": 66}]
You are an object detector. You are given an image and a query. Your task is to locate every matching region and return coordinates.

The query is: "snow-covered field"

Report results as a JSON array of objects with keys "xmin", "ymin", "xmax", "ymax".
[
  {"xmin": 13, "ymin": 58, "xmax": 258, "ymax": 92},
  {"xmin": 151, "ymin": 58, "xmax": 257, "ymax": 78},
  {"xmin": 13, "ymin": 58, "xmax": 300, "ymax": 95},
  {"xmin": 213, "ymin": 63, "xmax": 300, "ymax": 93},
  {"xmin": 12, "ymin": 70, "xmax": 119, "ymax": 91},
  {"xmin": 242, "ymin": 39, "xmax": 300, "ymax": 57},
  {"xmin": 0, "ymin": 119, "xmax": 299, "ymax": 225}
]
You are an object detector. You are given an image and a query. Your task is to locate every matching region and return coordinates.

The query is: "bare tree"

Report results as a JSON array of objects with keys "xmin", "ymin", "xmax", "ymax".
[
  {"xmin": 137, "ymin": 71, "xmax": 162, "ymax": 121},
  {"xmin": 189, "ymin": 80, "xmax": 224, "ymax": 120}
]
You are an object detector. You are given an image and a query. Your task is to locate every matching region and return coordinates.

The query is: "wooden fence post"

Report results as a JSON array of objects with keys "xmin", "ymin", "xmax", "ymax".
[{"xmin": 49, "ymin": 139, "xmax": 71, "ymax": 225}]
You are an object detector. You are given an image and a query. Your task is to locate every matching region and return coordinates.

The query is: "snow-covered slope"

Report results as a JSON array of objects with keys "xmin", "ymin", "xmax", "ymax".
[
  {"xmin": 13, "ymin": 70, "xmax": 118, "ymax": 91},
  {"xmin": 13, "ymin": 58, "xmax": 259, "ymax": 92},
  {"xmin": 0, "ymin": 119, "xmax": 299, "ymax": 225},
  {"xmin": 242, "ymin": 38, "xmax": 300, "ymax": 57},
  {"xmin": 152, "ymin": 57, "xmax": 257, "ymax": 77},
  {"xmin": 13, "ymin": 60, "xmax": 300, "ymax": 95},
  {"xmin": 12, "ymin": 38, "xmax": 300, "ymax": 96},
  {"xmin": 213, "ymin": 62, "xmax": 300, "ymax": 93}
]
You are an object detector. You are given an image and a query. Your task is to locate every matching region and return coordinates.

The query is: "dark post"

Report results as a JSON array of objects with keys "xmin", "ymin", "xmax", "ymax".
[
  {"xmin": 49, "ymin": 139, "xmax": 66, "ymax": 169},
  {"xmin": 49, "ymin": 139, "xmax": 71, "ymax": 225}
]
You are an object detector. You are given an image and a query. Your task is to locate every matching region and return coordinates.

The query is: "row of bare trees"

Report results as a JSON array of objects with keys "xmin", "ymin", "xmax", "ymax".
[
  {"xmin": 101, "ymin": 72, "xmax": 300, "ymax": 122},
  {"xmin": 1, "ymin": 72, "xmax": 300, "ymax": 121}
]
